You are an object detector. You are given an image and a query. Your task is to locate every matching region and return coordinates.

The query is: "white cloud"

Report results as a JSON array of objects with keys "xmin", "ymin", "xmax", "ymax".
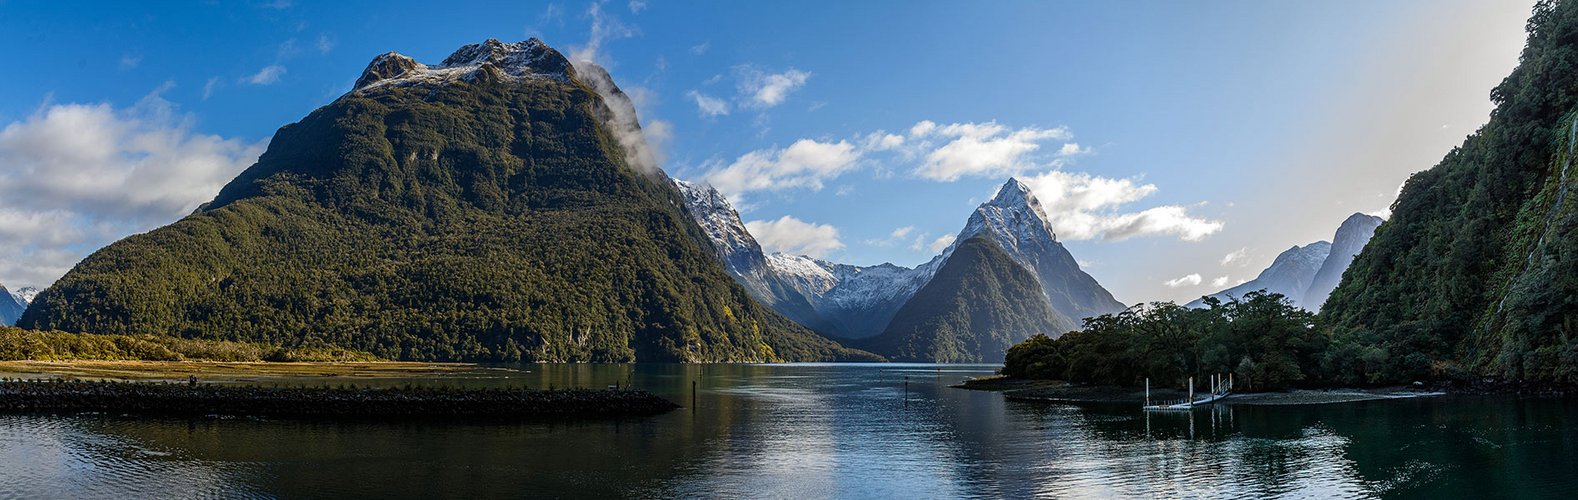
[
  {"xmin": 628, "ymin": 0, "xmax": 647, "ymax": 13},
  {"xmin": 686, "ymin": 90, "xmax": 729, "ymax": 117},
  {"xmin": 736, "ymin": 67, "xmax": 810, "ymax": 108},
  {"xmin": 1057, "ymin": 142, "xmax": 1090, "ymax": 156},
  {"xmin": 568, "ymin": 2, "xmax": 636, "ymax": 65},
  {"xmin": 867, "ymin": 226, "xmax": 917, "ymax": 247},
  {"xmin": 119, "ymin": 54, "xmax": 142, "ymax": 70},
  {"xmin": 745, "ymin": 216, "xmax": 844, "ymax": 258},
  {"xmin": 1019, "ymin": 170, "xmax": 1223, "ymax": 242},
  {"xmin": 702, "ymin": 139, "xmax": 861, "ymax": 198},
  {"xmin": 690, "ymin": 42, "xmax": 710, "ymax": 55},
  {"xmin": 0, "ymin": 91, "xmax": 265, "ymax": 288},
  {"xmin": 912, "ymin": 121, "xmax": 1071, "ymax": 181},
  {"xmin": 202, "ymin": 77, "xmax": 221, "ymax": 100},
  {"xmin": 1163, "ymin": 274, "xmax": 1203, "ymax": 288},
  {"xmin": 243, "ymin": 65, "xmax": 286, "ymax": 85},
  {"xmin": 862, "ymin": 132, "xmax": 904, "ymax": 151},
  {"xmin": 315, "ymin": 34, "xmax": 335, "ymax": 54},
  {"xmin": 1211, "ymin": 276, "xmax": 1229, "ymax": 287},
  {"xmin": 1099, "ymin": 206, "xmax": 1224, "ymax": 242},
  {"xmin": 1221, "ymin": 247, "xmax": 1249, "ymax": 266},
  {"xmin": 926, "ymin": 234, "xmax": 957, "ymax": 253}
]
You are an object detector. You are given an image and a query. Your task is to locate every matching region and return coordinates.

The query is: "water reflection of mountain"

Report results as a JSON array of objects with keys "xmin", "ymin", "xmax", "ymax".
[{"xmin": 6, "ymin": 366, "xmax": 1577, "ymax": 497}]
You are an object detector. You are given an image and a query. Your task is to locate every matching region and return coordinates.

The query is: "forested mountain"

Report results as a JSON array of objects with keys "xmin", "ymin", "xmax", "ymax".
[
  {"xmin": 1323, "ymin": 0, "xmax": 1578, "ymax": 384},
  {"xmin": 861, "ymin": 235, "xmax": 1064, "ymax": 362},
  {"xmin": 20, "ymin": 39, "xmax": 876, "ymax": 363}
]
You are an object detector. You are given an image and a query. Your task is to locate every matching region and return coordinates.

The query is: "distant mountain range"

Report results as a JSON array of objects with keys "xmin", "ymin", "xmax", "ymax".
[
  {"xmin": 1189, "ymin": 213, "xmax": 1382, "ymax": 311},
  {"xmin": 677, "ymin": 177, "xmax": 1126, "ymax": 362}
]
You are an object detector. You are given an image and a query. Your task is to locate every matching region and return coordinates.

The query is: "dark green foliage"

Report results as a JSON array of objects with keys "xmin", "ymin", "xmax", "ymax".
[
  {"xmin": 862, "ymin": 236, "xmax": 1067, "ymax": 362},
  {"xmin": 0, "ymin": 326, "xmax": 378, "ymax": 362},
  {"xmin": 19, "ymin": 57, "xmax": 873, "ymax": 363},
  {"xmin": 1323, "ymin": 0, "xmax": 1578, "ymax": 384},
  {"xmin": 1003, "ymin": 291, "xmax": 1326, "ymax": 391}
]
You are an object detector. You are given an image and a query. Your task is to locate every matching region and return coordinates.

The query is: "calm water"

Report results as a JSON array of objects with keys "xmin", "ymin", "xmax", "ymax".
[{"xmin": 0, "ymin": 363, "xmax": 1574, "ymax": 498}]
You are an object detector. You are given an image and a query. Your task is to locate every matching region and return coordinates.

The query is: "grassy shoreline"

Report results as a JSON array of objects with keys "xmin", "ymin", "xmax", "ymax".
[
  {"xmin": 0, "ymin": 360, "xmax": 494, "ymax": 384},
  {"xmin": 954, "ymin": 376, "xmax": 1445, "ymax": 406},
  {"xmin": 0, "ymin": 379, "xmax": 678, "ymax": 419}
]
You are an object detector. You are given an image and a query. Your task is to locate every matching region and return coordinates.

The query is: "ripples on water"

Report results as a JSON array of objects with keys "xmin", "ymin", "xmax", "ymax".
[{"xmin": 0, "ymin": 364, "xmax": 1573, "ymax": 499}]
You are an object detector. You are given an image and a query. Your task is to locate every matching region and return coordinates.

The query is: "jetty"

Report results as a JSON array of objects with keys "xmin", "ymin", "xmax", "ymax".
[{"xmin": 1143, "ymin": 374, "xmax": 1232, "ymax": 411}]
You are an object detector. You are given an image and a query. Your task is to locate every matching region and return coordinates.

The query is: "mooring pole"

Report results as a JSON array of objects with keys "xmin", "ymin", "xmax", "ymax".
[
  {"xmin": 1188, "ymin": 377, "xmax": 1194, "ymax": 406},
  {"xmin": 1145, "ymin": 378, "xmax": 1150, "ymax": 407},
  {"xmin": 904, "ymin": 376, "xmax": 910, "ymax": 407},
  {"xmin": 692, "ymin": 379, "xmax": 697, "ymax": 412}
]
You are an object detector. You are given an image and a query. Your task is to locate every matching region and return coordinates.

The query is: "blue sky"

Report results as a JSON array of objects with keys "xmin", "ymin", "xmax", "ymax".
[{"xmin": 0, "ymin": 0, "xmax": 1536, "ymax": 304}]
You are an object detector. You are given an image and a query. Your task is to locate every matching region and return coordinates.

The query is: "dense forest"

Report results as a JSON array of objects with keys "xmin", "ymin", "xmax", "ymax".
[
  {"xmin": 19, "ymin": 42, "xmax": 876, "ymax": 363},
  {"xmin": 1323, "ymin": 0, "xmax": 1578, "ymax": 384},
  {"xmin": 1003, "ymin": 292, "xmax": 1326, "ymax": 390}
]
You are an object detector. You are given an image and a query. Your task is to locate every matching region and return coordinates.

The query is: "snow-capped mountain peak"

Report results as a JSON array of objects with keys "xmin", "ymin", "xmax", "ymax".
[
  {"xmin": 11, "ymin": 287, "xmax": 38, "ymax": 306},
  {"xmin": 961, "ymin": 178, "xmax": 1059, "ymax": 252}
]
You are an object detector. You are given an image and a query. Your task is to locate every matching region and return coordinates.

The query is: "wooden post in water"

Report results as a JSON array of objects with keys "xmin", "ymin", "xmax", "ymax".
[
  {"xmin": 904, "ymin": 376, "xmax": 910, "ymax": 407},
  {"xmin": 691, "ymin": 380, "xmax": 697, "ymax": 412},
  {"xmin": 1145, "ymin": 378, "xmax": 1150, "ymax": 407},
  {"xmin": 1188, "ymin": 377, "xmax": 1194, "ymax": 406}
]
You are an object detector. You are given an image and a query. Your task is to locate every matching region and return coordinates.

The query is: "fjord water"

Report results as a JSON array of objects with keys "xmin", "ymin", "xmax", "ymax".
[{"xmin": 0, "ymin": 364, "xmax": 1573, "ymax": 498}]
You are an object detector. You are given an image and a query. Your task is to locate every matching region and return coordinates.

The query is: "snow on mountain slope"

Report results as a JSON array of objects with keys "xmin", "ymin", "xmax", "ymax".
[
  {"xmin": 765, "ymin": 253, "xmax": 943, "ymax": 338},
  {"xmin": 672, "ymin": 180, "xmax": 827, "ymax": 331},
  {"xmin": 353, "ymin": 38, "xmax": 572, "ymax": 92}
]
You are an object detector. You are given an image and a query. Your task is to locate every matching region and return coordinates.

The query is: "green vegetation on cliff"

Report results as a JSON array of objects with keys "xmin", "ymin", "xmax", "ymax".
[
  {"xmin": 1322, "ymin": 0, "xmax": 1578, "ymax": 384},
  {"xmin": 19, "ymin": 40, "xmax": 874, "ymax": 363}
]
